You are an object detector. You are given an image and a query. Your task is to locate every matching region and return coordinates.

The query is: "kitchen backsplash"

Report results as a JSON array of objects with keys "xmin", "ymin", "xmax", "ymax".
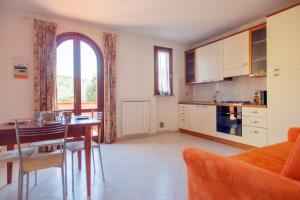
[{"xmin": 192, "ymin": 76, "xmax": 266, "ymax": 102}]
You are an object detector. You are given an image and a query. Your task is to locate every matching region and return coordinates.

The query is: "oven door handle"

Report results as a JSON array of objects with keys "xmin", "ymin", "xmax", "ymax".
[{"xmin": 226, "ymin": 112, "xmax": 236, "ymax": 115}]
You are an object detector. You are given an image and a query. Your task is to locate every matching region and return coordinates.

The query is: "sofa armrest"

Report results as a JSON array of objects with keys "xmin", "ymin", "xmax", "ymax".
[
  {"xmin": 288, "ymin": 128, "xmax": 300, "ymax": 142},
  {"xmin": 183, "ymin": 148, "xmax": 300, "ymax": 200}
]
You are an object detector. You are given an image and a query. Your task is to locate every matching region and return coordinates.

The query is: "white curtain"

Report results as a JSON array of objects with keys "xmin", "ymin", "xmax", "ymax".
[{"xmin": 157, "ymin": 51, "xmax": 171, "ymax": 95}]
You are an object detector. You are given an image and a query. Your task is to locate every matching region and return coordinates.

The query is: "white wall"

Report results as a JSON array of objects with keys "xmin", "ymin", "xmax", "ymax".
[
  {"xmin": 0, "ymin": 7, "xmax": 189, "ymax": 136},
  {"xmin": 116, "ymin": 32, "xmax": 188, "ymax": 134},
  {"xmin": 191, "ymin": 18, "xmax": 266, "ymax": 49}
]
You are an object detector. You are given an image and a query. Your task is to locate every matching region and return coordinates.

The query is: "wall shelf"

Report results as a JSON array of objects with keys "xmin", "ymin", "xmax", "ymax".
[
  {"xmin": 253, "ymin": 57, "xmax": 267, "ymax": 62},
  {"xmin": 185, "ymin": 50, "xmax": 196, "ymax": 83},
  {"xmin": 252, "ymin": 39, "xmax": 266, "ymax": 45}
]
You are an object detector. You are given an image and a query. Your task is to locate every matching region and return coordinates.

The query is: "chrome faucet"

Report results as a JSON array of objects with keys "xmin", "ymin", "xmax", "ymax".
[{"xmin": 213, "ymin": 90, "xmax": 222, "ymax": 103}]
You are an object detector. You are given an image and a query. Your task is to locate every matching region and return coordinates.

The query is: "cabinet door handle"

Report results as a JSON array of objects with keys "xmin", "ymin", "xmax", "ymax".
[
  {"xmin": 268, "ymin": 68, "xmax": 280, "ymax": 72},
  {"xmin": 268, "ymin": 73, "xmax": 280, "ymax": 77},
  {"xmin": 252, "ymin": 111, "xmax": 258, "ymax": 114},
  {"xmin": 253, "ymin": 121, "xmax": 259, "ymax": 124},
  {"xmin": 253, "ymin": 131, "xmax": 259, "ymax": 134}
]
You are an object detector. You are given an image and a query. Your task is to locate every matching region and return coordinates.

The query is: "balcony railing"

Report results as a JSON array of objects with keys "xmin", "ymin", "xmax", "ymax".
[{"xmin": 57, "ymin": 102, "xmax": 97, "ymax": 110}]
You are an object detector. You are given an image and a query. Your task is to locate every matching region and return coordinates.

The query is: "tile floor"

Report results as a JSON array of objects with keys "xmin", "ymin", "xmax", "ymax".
[{"xmin": 0, "ymin": 132, "xmax": 242, "ymax": 200}]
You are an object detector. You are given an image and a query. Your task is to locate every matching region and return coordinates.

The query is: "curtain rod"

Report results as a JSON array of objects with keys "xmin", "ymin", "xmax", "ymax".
[
  {"xmin": 22, "ymin": 15, "xmax": 35, "ymax": 20},
  {"xmin": 22, "ymin": 15, "xmax": 120, "ymax": 36}
]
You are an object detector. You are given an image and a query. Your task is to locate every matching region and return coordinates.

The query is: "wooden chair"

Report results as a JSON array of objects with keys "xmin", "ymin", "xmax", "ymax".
[
  {"xmin": 15, "ymin": 121, "xmax": 69, "ymax": 200},
  {"xmin": 66, "ymin": 112, "xmax": 104, "ymax": 192}
]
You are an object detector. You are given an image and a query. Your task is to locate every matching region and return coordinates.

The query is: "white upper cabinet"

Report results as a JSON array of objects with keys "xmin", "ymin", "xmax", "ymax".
[
  {"xmin": 223, "ymin": 31, "xmax": 249, "ymax": 78},
  {"xmin": 195, "ymin": 40, "xmax": 224, "ymax": 83},
  {"xmin": 267, "ymin": 5, "xmax": 300, "ymax": 71}
]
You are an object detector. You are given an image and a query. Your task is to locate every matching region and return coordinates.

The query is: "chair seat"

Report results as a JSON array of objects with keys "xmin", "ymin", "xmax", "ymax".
[
  {"xmin": 23, "ymin": 151, "xmax": 63, "ymax": 173},
  {"xmin": 66, "ymin": 141, "xmax": 99, "ymax": 152},
  {"xmin": 30, "ymin": 139, "xmax": 64, "ymax": 148},
  {"xmin": 0, "ymin": 147, "xmax": 37, "ymax": 163}
]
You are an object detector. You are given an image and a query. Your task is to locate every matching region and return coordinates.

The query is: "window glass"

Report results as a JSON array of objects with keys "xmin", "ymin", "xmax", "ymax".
[
  {"xmin": 80, "ymin": 41, "xmax": 98, "ymax": 110},
  {"xmin": 56, "ymin": 39, "xmax": 74, "ymax": 110},
  {"xmin": 154, "ymin": 46, "xmax": 173, "ymax": 96},
  {"xmin": 157, "ymin": 51, "xmax": 171, "ymax": 95}
]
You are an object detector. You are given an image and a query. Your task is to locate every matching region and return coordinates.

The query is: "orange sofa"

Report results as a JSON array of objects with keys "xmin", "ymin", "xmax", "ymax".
[{"xmin": 183, "ymin": 128, "xmax": 300, "ymax": 200}]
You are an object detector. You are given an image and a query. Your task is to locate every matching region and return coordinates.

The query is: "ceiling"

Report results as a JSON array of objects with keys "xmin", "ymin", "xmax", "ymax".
[{"xmin": 1, "ymin": 0, "xmax": 298, "ymax": 45}]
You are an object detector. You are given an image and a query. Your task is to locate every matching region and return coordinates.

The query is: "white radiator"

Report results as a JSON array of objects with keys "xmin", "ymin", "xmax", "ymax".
[{"xmin": 121, "ymin": 100, "xmax": 151, "ymax": 136}]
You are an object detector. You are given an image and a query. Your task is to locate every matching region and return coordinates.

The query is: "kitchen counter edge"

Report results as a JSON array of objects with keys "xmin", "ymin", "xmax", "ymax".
[{"xmin": 178, "ymin": 102, "xmax": 267, "ymax": 108}]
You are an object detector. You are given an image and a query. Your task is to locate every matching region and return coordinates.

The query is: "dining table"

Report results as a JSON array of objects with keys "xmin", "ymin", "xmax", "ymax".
[{"xmin": 0, "ymin": 117, "xmax": 101, "ymax": 197}]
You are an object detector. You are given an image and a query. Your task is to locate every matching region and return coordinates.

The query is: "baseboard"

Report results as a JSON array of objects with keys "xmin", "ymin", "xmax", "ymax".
[
  {"xmin": 117, "ymin": 132, "xmax": 157, "ymax": 141},
  {"xmin": 179, "ymin": 129, "xmax": 255, "ymax": 150},
  {"xmin": 117, "ymin": 130, "xmax": 179, "ymax": 142}
]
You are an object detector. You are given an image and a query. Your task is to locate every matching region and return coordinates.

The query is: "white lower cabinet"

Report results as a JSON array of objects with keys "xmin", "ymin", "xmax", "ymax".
[
  {"xmin": 178, "ymin": 105, "xmax": 191, "ymax": 130},
  {"xmin": 242, "ymin": 107, "xmax": 268, "ymax": 147},
  {"xmin": 242, "ymin": 116, "xmax": 267, "ymax": 128},
  {"xmin": 242, "ymin": 126, "xmax": 267, "ymax": 147},
  {"xmin": 179, "ymin": 104, "xmax": 216, "ymax": 136},
  {"xmin": 190, "ymin": 105, "xmax": 216, "ymax": 136},
  {"xmin": 179, "ymin": 104, "xmax": 268, "ymax": 147}
]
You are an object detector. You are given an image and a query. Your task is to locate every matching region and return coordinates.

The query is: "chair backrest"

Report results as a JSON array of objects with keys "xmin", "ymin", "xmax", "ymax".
[
  {"xmin": 92, "ymin": 111, "xmax": 102, "ymax": 144},
  {"xmin": 15, "ymin": 121, "xmax": 69, "ymax": 171}
]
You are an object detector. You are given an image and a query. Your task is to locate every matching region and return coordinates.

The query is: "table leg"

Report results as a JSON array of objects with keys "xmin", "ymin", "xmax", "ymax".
[
  {"xmin": 75, "ymin": 136, "xmax": 82, "ymax": 170},
  {"xmin": 84, "ymin": 127, "xmax": 91, "ymax": 197},
  {"xmin": 7, "ymin": 144, "xmax": 14, "ymax": 184}
]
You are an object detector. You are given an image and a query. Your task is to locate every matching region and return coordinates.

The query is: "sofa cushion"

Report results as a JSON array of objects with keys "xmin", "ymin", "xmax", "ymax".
[
  {"xmin": 282, "ymin": 134, "xmax": 300, "ymax": 181},
  {"xmin": 288, "ymin": 127, "xmax": 300, "ymax": 142},
  {"xmin": 231, "ymin": 142, "xmax": 293, "ymax": 174}
]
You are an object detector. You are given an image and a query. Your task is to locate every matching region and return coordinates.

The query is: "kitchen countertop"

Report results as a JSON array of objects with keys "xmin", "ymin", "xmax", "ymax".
[{"xmin": 178, "ymin": 101, "xmax": 267, "ymax": 108}]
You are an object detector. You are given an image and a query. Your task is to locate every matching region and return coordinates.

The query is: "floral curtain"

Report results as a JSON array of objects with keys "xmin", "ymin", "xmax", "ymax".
[
  {"xmin": 33, "ymin": 19, "xmax": 57, "ymax": 111},
  {"xmin": 103, "ymin": 32, "xmax": 117, "ymax": 143}
]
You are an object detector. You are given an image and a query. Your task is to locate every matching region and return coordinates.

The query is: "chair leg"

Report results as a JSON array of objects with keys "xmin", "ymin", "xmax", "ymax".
[
  {"xmin": 71, "ymin": 152, "xmax": 74, "ymax": 192},
  {"xmin": 34, "ymin": 171, "xmax": 37, "ymax": 186},
  {"xmin": 18, "ymin": 169, "xmax": 23, "ymax": 200},
  {"xmin": 64, "ymin": 157, "xmax": 68, "ymax": 196},
  {"xmin": 19, "ymin": 171, "xmax": 24, "ymax": 200},
  {"xmin": 92, "ymin": 148, "xmax": 96, "ymax": 173},
  {"xmin": 26, "ymin": 173, "xmax": 29, "ymax": 200},
  {"xmin": 61, "ymin": 166, "xmax": 66, "ymax": 200},
  {"xmin": 34, "ymin": 147, "xmax": 38, "ymax": 186},
  {"xmin": 98, "ymin": 147, "xmax": 105, "ymax": 180}
]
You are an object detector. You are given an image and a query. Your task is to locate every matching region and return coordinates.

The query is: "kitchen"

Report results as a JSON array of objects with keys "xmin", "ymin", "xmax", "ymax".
[{"xmin": 179, "ymin": 4, "xmax": 300, "ymax": 148}]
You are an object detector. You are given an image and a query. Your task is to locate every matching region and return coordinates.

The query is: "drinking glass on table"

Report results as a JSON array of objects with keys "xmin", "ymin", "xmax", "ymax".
[
  {"xmin": 62, "ymin": 111, "xmax": 72, "ymax": 123},
  {"xmin": 33, "ymin": 112, "xmax": 43, "ymax": 124},
  {"xmin": 92, "ymin": 110, "xmax": 102, "ymax": 120}
]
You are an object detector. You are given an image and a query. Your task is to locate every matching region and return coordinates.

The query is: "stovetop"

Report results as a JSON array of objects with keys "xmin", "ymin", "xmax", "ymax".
[{"xmin": 220, "ymin": 101, "xmax": 251, "ymax": 104}]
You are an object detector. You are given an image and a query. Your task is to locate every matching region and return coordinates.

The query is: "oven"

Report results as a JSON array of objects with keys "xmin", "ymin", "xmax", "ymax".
[{"xmin": 217, "ymin": 105, "xmax": 242, "ymax": 136}]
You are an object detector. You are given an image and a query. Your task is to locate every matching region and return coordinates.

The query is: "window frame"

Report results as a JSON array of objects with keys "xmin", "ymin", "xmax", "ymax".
[
  {"xmin": 154, "ymin": 45, "xmax": 173, "ymax": 96},
  {"xmin": 56, "ymin": 32, "xmax": 104, "ymax": 115}
]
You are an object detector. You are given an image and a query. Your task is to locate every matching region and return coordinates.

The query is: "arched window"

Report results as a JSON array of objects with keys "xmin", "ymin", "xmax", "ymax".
[{"xmin": 56, "ymin": 32, "xmax": 103, "ymax": 115}]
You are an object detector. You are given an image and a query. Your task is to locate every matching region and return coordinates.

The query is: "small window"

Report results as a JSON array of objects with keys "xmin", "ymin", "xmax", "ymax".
[{"xmin": 154, "ymin": 46, "xmax": 173, "ymax": 96}]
